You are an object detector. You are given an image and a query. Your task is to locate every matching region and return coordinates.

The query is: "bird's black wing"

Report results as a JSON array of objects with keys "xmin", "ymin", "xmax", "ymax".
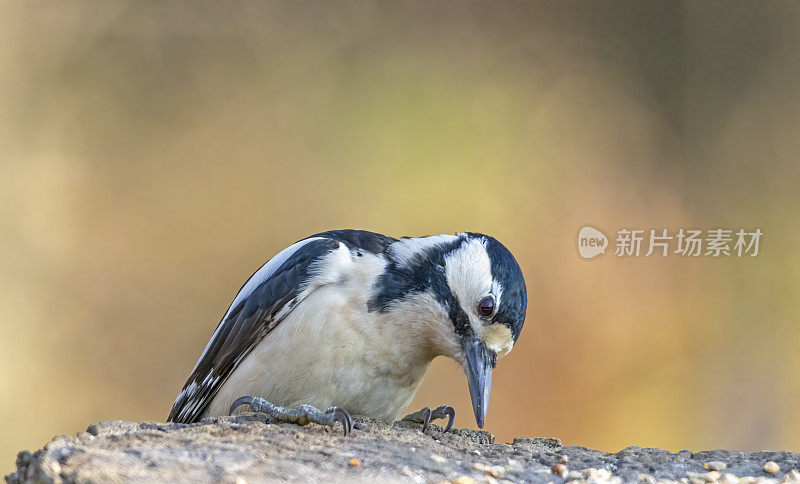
[
  {"xmin": 167, "ymin": 236, "xmax": 342, "ymax": 423},
  {"xmin": 309, "ymin": 229, "xmax": 397, "ymax": 254}
]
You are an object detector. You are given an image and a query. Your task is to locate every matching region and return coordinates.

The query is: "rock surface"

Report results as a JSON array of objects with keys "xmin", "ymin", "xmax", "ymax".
[{"xmin": 6, "ymin": 414, "xmax": 800, "ymax": 483}]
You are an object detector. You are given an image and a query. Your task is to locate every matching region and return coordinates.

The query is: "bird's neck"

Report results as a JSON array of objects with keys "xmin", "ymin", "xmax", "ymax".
[
  {"xmin": 368, "ymin": 292, "xmax": 462, "ymax": 368},
  {"xmin": 351, "ymin": 252, "xmax": 462, "ymax": 380}
]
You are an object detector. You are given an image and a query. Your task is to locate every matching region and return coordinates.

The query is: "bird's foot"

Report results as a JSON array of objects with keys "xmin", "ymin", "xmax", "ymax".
[
  {"xmin": 229, "ymin": 396, "xmax": 352, "ymax": 436},
  {"xmin": 401, "ymin": 405, "xmax": 455, "ymax": 436}
]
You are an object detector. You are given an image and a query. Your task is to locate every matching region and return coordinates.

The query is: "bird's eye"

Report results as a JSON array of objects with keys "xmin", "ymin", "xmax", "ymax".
[{"xmin": 477, "ymin": 296, "xmax": 495, "ymax": 318}]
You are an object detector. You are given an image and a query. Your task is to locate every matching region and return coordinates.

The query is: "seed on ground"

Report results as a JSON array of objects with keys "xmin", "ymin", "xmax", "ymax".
[
  {"xmin": 348, "ymin": 458, "xmax": 361, "ymax": 467},
  {"xmin": 551, "ymin": 464, "xmax": 567, "ymax": 477},
  {"xmin": 705, "ymin": 461, "xmax": 727, "ymax": 471},
  {"xmin": 583, "ymin": 468, "xmax": 611, "ymax": 480},
  {"xmin": 430, "ymin": 454, "xmax": 447, "ymax": 464},
  {"xmin": 473, "ymin": 462, "xmax": 505, "ymax": 478},
  {"xmin": 451, "ymin": 477, "xmax": 475, "ymax": 484},
  {"xmin": 764, "ymin": 461, "xmax": 779, "ymax": 474},
  {"xmin": 686, "ymin": 470, "xmax": 721, "ymax": 482}
]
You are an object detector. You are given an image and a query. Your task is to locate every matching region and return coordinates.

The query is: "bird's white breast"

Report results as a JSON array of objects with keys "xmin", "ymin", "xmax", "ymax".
[{"xmin": 205, "ymin": 244, "xmax": 436, "ymax": 421}]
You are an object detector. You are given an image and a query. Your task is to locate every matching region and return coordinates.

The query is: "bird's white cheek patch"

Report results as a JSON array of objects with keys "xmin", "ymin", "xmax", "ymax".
[{"xmin": 482, "ymin": 324, "xmax": 514, "ymax": 358}]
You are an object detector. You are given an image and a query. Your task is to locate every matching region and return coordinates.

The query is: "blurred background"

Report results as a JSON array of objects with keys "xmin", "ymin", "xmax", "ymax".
[{"xmin": 2, "ymin": 0, "xmax": 800, "ymax": 471}]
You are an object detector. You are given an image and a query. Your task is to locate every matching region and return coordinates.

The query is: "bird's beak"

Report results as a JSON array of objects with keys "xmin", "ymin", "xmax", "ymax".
[{"xmin": 462, "ymin": 336, "xmax": 495, "ymax": 429}]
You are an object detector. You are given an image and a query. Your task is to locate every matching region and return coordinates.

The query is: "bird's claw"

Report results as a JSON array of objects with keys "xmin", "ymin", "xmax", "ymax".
[
  {"xmin": 327, "ymin": 406, "xmax": 353, "ymax": 437},
  {"xmin": 436, "ymin": 405, "xmax": 456, "ymax": 434},
  {"xmin": 402, "ymin": 405, "xmax": 455, "ymax": 437},
  {"xmin": 230, "ymin": 396, "xmax": 258, "ymax": 414},
  {"xmin": 420, "ymin": 407, "xmax": 432, "ymax": 432},
  {"xmin": 229, "ymin": 396, "xmax": 352, "ymax": 437}
]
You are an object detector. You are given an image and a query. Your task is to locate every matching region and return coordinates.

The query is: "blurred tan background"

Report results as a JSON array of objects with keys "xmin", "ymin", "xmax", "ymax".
[{"xmin": 2, "ymin": 0, "xmax": 800, "ymax": 471}]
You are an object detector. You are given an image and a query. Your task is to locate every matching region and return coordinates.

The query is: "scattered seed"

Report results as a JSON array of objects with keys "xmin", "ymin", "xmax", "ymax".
[
  {"xmin": 348, "ymin": 458, "xmax": 361, "ymax": 467},
  {"xmin": 473, "ymin": 462, "xmax": 505, "ymax": 478},
  {"xmin": 764, "ymin": 461, "xmax": 780, "ymax": 474},
  {"xmin": 559, "ymin": 455, "xmax": 569, "ymax": 464},
  {"xmin": 485, "ymin": 463, "xmax": 498, "ymax": 472},
  {"xmin": 451, "ymin": 477, "xmax": 475, "ymax": 484},
  {"xmin": 431, "ymin": 454, "xmax": 447, "ymax": 464},
  {"xmin": 551, "ymin": 463, "xmax": 568, "ymax": 477},
  {"xmin": 705, "ymin": 461, "xmax": 727, "ymax": 471},
  {"xmin": 584, "ymin": 468, "xmax": 611, "ymax": 480},
  {"xmin": 686, "ymin": 470, "xmax": 720, "ymax": 482}
]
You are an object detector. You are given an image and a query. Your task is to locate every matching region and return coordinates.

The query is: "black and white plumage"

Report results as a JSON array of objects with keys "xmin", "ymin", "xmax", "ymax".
[{"xmin": 168, "ymin": 229, "xmax": 527, "ymax": 430}]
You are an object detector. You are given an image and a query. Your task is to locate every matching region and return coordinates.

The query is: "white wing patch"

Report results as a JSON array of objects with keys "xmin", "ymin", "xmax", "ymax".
[
  {"xmin": 172, "ymin": 239, "xmax": 353, "ymax": 422},
  {"xmin": 270, "ymin": 242, "xmax": 351, "ymax": 322},
  {"xmin": 189, "ymin": 237, "xmax": 325, "ymax": 373},
  {"xmin": 225, "ymin": 237, "xmax": 327, "ymax": 319}
]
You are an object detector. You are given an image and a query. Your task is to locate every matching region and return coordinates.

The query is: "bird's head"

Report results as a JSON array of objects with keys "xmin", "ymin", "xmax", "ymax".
[{"xmin": 378, "ymin": 232, "xmax": 527, "ymax": 428}]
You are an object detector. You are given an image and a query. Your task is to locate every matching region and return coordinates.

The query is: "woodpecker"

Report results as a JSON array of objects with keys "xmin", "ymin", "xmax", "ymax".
[{"xmin": 168, "ymin": 230, "xmax": 527, "ymax": 436}]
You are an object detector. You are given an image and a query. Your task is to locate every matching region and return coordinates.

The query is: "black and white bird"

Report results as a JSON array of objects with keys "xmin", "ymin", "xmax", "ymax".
[{"xmin": 168, "ymin": 229, "xmax": 527, "ymax": 435}]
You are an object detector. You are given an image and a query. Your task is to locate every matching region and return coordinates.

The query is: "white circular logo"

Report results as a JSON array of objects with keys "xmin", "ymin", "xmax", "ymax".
[{"xmin": 577, "ymin": 226, "xmax": 608, "ymax": 259}]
